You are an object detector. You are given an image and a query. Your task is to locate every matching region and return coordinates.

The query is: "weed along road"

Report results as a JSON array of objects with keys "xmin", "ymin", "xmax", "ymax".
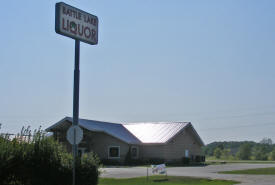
[{"xmin": 101, "ymin": 163, "xmax": 275, "ymax": 185}]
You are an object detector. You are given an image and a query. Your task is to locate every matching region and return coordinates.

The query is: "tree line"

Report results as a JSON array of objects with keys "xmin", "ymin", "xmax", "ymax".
[{"xmin": 203, "ymin": 138, "xmax": 275, "ymax": 161}]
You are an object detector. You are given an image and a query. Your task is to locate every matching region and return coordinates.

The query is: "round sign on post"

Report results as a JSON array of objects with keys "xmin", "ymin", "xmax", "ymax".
[{"xmin": 66, "ymin": 125, "xmax": 83, "ymax": 145}]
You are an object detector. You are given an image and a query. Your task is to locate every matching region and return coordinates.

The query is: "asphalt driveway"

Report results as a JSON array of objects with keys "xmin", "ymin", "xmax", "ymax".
[{"xmin": 101, "ymin": 163, "xmax": 275, "ymax": 185}]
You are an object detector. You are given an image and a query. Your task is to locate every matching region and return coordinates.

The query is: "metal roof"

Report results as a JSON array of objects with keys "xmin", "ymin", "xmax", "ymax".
[
  {"xmin": 46, "ymin": 117, "xmax": 203, "ymax": 145},
  {"xmin": 123, "ymin": 122, "xmax": 189, "ymax": 143},
  {"xmin": 46, "ymin": 117, "xmax": 141, "ymax": 144}
]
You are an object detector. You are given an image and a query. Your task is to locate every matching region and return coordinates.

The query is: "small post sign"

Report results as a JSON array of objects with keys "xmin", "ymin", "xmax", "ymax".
[
  {"xmin": 66, "ymin": 125, "xmax": 83, "ymax": 145},
  {"xmin": 55, "ymin": 2, "xmax": 98, "ymax": 45}
]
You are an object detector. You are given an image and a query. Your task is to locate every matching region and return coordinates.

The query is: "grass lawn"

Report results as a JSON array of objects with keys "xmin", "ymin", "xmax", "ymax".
[
  {"xmin": 219, "ymin": 167, "xmax": 275, "ymax": 175},
  {"xmin": 206, "ymin": 158, "xmax": 275, "ymax": 165},
  {"xmin": 99, "ymin": 176, "xmax": 239, "ymax": 185}
]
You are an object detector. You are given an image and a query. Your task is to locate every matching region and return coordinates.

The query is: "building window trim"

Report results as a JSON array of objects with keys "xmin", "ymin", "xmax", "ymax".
[{"xmin": 108, "ymin": 146, "xmax": 120, "ymax": 159}]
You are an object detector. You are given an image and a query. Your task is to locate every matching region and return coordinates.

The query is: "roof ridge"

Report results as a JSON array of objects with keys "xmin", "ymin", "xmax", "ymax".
[
  {"xmin": 123, "ymin": 121, "xmax": 190, "ymax": 125},
  {"xmin": 66, "ymin": 116, "xmax": 122, "ymax": 125}
]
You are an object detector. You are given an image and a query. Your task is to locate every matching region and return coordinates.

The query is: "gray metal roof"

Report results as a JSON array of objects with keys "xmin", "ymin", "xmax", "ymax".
[
  {"xmin": 46, "ymin": 117, "xmax": 203, "ymax": 145},
  {"xmin": 123, "ymin": 122, "xmax": 189, "ymax": 143},
  {"xmin": 46, "ymin": 117, "xmax": 141, "ymax": 144}
]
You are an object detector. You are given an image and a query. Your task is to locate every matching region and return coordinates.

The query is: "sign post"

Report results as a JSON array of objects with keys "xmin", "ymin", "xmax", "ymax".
[
  {"xmin": 66, "ymin": 124, "xmax": 83, "ymax": 185},
  {"xmin": 72, "ymin": 39, "xmax": 80, "ymax": 185},
  {"xmin": 55, "ymin": 2, "xmax": 98, "ymax": 185}
]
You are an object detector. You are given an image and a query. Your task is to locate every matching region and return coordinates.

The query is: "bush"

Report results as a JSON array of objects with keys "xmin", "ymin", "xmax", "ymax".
[
  {"xmin": 100, "ymin": 158, "xmax": 122, "ymax": 166},
  {"xmin": 146, "ymin": 158, "xmax": 166, "ymax": 164},
  {"xmin": 76, "ymin": 153, "xmax": 100, "ymax": 185},
  {"xmin": 182, "ymin": 157, "xmax": 190, "ymax": 165},
  {"xmin": 0, "ymin": 127, "xmax": 100, "ymax": 185},
  {"xmin": 196, "ymin": 155, "xmax": 206, "ymax": 163},
  {"xmin": 125, "ymin": 159, "xmax": 145, "ymax": 166}
]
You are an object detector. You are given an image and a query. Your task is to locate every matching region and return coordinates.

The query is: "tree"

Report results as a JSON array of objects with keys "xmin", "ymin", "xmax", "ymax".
[
  {"xmin": 221, "ymin": 149, "xmax": 231, "ymax": 159},
  {"xmin": 260, "ymin": 138, "xmax": 273, "ymax": 145},
  {"xmin": 252, "ymin": 145, "xmax": 268, "ymax": 160},
  {"xmin": 268, "ymin": 148, "xmax": 275, "ymax": 161},
  {"xmin": 217, "ymin": 144, "xmax": 224, "ymax": 150},
  {"xmin": 214, "ymin": 148, "xmax": 222, "ymax": 159},
  {"xmin": 237, "ymin": 143, "xmax": 252, "ymax": 160}
]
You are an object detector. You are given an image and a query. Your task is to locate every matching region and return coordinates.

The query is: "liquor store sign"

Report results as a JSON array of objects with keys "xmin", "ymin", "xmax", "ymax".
[{"xmin": 55, "ymin": 2, "xmax": 98, "ymax": 45}]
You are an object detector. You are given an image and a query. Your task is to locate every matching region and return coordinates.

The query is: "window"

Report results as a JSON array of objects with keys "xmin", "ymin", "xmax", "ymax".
[
  {"xmin": 185, "ymin": 149, "xmax": 189, "ymax": 158},
  {"xmin": 108, "ymin": 146, "xmax": 120, "ymax": 158},
  {"xmin": 131, "ymin": 146, "xmax": 138, "ymax": 158}
]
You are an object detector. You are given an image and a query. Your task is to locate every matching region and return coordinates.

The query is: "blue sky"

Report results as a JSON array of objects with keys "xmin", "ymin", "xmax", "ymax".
[{"xmin": 0, "ymin": 0, "xmax": 275, "ymax": 144}]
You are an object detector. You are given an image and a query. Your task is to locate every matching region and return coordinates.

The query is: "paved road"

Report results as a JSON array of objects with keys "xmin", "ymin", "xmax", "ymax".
[{"xmin": 101, "ymin": 163, "xmax": 275, "ymax": 185}]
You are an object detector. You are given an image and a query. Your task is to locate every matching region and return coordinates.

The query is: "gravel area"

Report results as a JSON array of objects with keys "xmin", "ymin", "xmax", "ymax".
[{"xmin": 101, "ymin": 163, "xmax": 275, "ymax": 185}]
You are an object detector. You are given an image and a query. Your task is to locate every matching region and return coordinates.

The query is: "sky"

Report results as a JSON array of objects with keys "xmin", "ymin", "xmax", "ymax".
[{"xmin": 0, "ymin": 0, "xmax": 275, "ymax": 144}]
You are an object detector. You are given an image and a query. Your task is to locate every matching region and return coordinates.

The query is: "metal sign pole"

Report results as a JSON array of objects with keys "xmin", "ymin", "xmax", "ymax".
[
  {"xmin": 55, "ymin": 3, "xmax": 97, "ymax": 185},
  {"xmin": 73, "ymin": 39, "xmax": 80, "ymax": 185},
  {"xmin": 73, "ymin": 39, "xmax": 80, "ymax": 126}
]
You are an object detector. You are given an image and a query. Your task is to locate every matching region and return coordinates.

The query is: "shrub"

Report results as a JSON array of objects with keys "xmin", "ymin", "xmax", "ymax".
[
  {"xmin": 146, "ymin": 158, "xmax": 166, "ymax": 164},
  {"xmin": 195, "ymin": 155, "xmax": 202, "ymax": 162},
  {"xmin": 100, "ymin": 158, "xmax": 122, "ymax": 166},
  {"xmin": 193, "ymin": 155, "xmax": 205, "ymax": 163},
  {"xmin": 76, "ymin": 153, "xmax": 100, "ymax": 185},
  {"xmin": 182, "ymin": 157, "xmax": 190, "ymax": 165},
  {"xmin": 0, "ymin": 126, "xmax": 99, "ymax": 185}
]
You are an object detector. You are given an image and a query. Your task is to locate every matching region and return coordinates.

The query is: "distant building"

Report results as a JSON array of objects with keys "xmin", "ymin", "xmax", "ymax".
[{"xmin": 46, "ymin": 117, "xmax": 204, "ymax": 164}]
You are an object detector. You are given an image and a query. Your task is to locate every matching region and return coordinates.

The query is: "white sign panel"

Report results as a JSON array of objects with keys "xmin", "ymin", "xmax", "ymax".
[
  {"xmin": 55, "ymin": 2, "xmax": 98, "ymax": 45},
  {"xmin": 66, "ymin": 125, "xmax": 83, "ymax": 145},
  {"xmin": 151, "ymin": 164, "xmax": 167, "ymax": 174}
]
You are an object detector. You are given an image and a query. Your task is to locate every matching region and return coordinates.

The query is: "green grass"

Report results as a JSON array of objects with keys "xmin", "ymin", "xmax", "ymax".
[
  {"xmin": 206, "ymin": 158, "xmax": 275, "ymax": 165},
  {"xmin": 99, "ymin": 176, "xmax": 239, "ymax": 185},
  {"xmin": 219, "ymin": 167, "xmax": 275, "ymax": 175}
]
